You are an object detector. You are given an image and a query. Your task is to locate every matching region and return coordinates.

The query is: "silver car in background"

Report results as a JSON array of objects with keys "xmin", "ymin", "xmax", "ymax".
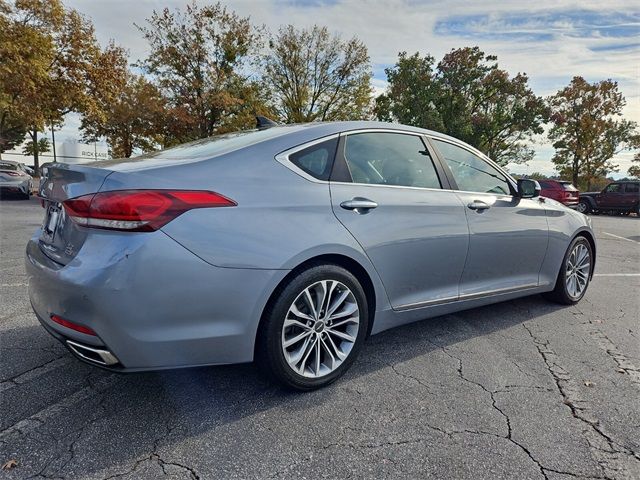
[
  {"xmin": 0, "ymin": 160, "xmax": 33, "ymax": 199},
  {"xmin": 26, "ymin": 121, "xmax": 595, "ymax": 390}
]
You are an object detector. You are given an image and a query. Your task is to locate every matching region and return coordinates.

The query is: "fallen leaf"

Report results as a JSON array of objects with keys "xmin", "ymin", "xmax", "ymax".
[
  {"xmin": 617, "ymin": 368, "xmax": 626, "ymax": 374},
  {"xmin": 2, "ymin": 459, "xmax": 18, "ymax": 470},
  {"xmin": 584, "ymin": 381, "xmax": 594, "ymax": 387},
  {"xmin": 594, "ymin": 319, "xmax": 603, "ymax": 324}
]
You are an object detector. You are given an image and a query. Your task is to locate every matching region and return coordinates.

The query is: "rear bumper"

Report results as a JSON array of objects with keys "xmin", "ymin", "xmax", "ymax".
[
  {"xmin": 26, "ymin": 229, "xmax": 289, "ymax": 371},
  {"xmin": 0, "ymin": 179, "xmax": 30, "ymax": 194}
]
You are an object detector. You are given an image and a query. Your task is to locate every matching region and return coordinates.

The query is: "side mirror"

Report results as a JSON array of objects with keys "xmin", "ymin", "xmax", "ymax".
[{"xmin": 517, "ymin": 179, "xmax": 540, "ymax": 198}]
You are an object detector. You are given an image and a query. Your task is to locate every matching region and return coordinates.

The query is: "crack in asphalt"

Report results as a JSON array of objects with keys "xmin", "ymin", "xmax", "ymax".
[
  {"xmin": 0, "ymin": 354, "xmax": 70, "ymax": 391},
  {"xmin": 100, "ymin": 405, "xmax": 200, "ymax": 480},
  {"xmin": 523, "ymin": 323, "xmax": 640, "ymax": 479},
  {"xmin": 577, "ymin": 301, "xmax": 640, "ymax": 387}
]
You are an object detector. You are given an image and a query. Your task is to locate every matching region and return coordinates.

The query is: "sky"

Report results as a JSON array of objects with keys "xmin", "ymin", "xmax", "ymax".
[{"xmin": 54, "ymin": 0, "xmax": 640, "ymax": 176}]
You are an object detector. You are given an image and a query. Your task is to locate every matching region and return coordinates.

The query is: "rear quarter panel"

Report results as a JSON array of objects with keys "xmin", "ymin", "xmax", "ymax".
[{"xmin": 99, "ymin": 142, "xmax": 392, "ymax": 314}]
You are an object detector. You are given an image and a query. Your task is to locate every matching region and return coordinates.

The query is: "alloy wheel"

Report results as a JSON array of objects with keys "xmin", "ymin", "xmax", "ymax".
[
  {"xmin": 281, "ymin": 280, "xmax": 359, "ymax": 378},
  {"xmin": 576, "ymin": 202, "xmax": 587, "ymax": 214},
  {"xmin": 565, "ymin": 243, "xmax": 591, "ymax": 299}
]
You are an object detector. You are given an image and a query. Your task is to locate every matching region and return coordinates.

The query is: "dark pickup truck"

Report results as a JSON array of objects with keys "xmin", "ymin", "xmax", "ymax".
[{"xmin": 577, "ymin": 181, "xmax": 640, "ymax": 215}]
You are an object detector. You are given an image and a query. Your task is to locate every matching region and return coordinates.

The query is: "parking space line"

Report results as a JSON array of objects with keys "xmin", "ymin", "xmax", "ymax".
[
  {"xmin": 594, "ymin": 273, "xmax": 640, "ymax": 277},
  {"xmin": 602, "ymin": 232, "xmax": 640, "ymax": 244}
]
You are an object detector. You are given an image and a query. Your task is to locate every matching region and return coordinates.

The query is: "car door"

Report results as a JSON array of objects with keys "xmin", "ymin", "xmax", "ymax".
[
  {"xmin": 430, "ymin": 137, "xmax": 549, "ymax": 297},
  {"xmin": 622, "ymin": 182, "xmax": 639, "ymax": 209},
  {"xmin": 329, "ymin": 130, "xmax": 469, "ymax": 310},
  {"xmin": 597, "ymin": 183, "xmax": 623, "ymax": 208}
]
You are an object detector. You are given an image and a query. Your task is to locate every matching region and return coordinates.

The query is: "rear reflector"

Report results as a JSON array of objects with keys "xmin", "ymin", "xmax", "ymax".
[
  {"xmin": 51, "ymin": 314, "xmax": 97, "ymax": 336},
  {"xmin": 63, "ymin": 189, "xmax": 236, "ymax": 231}
]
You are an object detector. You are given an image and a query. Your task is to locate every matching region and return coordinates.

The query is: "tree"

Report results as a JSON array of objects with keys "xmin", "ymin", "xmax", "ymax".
[
  {"xmin": 263, "ymin": 25, "xmax": 372, "ymax": 123},
  {"xmin": 548, "ymin": 77, "xmax": 638, "ymax": 190},
  {"xmin": 628, "ymin": 152, "xmax": 640, "ymax": 179},
  {"xmin": 375, "ymin": 48, "xmax": 547, "ymax": 166},
  {"xmin": 22, "ymin": 137, "xmax": 50, "ymax": 157},
  {"xmin": 81, "ymin": 74, "xmax": 166, "ymax": 158},
  {"xmin": 0, "ymin": 116, "xmax": 26, "ymax": 159},
  {"xmin": 136, "ymin": 2, "xmax": 264, "ymax": 145},
  {"xmin": 0, "ymin": 0, "xmax": 126, "ymax": 170}
]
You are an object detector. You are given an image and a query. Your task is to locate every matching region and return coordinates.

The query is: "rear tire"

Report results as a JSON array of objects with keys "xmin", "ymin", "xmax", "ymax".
[
  {"xmin": 576, "ymin": 200, "xmax": 590, "ymax": 214},
  {"xmin": 543, "ymin": 236, "xmax": 593, "ymax": 305},
  {"xmin": 256, "ymin": 263, "xmax": 369, "ymax": 391}
]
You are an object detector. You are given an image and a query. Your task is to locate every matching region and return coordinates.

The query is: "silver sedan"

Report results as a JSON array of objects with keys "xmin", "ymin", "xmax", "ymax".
[
  {"xmin": 0, "ymin": 160, "xmax": 33, "ymax": 199},
  {"xmin": 26, "ymin": 121, "xmax": 595, "ymax": 389}
]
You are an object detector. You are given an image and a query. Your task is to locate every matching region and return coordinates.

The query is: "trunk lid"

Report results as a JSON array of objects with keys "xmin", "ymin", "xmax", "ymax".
[{"xmin": 37, "ymin": 163, "xmax": 114, "ymax": 265}]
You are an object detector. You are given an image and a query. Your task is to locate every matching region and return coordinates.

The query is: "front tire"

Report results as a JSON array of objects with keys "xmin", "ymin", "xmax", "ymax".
[
  {"xmin": 576, "ymin": 200, "xmax": 590, "ymax": 214},
  {"xmin": 256, "ymin": 264, "xmax": 369, "ymax": 390},
  {"xmin": 544, "ymin": 236, "xmax": 593, "ymax": 305}
]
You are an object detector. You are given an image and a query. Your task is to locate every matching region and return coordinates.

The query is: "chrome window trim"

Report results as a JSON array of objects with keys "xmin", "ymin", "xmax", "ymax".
[
  {"xmin": 427, "ymin": 135, "xmax": 519, "ymax": 194},
  {"xmin": 274, "ymin": 128, "xmax": 520, "ymax": 196},
  {"xmin": 274, "ymin": 133, "xmax": 340, "ymax": 184}
]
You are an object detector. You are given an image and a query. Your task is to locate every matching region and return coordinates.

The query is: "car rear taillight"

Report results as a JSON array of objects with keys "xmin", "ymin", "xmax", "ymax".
[
  {"xmin": 51, "ymin": 314, "xmax": 97, "ymax": 336},
  {"xmin": 63, "ymin": 190, "xmax": 236, "ymax": 231},
  {"xmin": 4, "ymin": 171, "xmax": 20, "ymax": 176}
]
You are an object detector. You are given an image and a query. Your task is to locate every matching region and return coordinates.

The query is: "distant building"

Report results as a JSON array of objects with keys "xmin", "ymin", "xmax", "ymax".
[{"xmin": 2, "ymin": 139, "xmax": 109, "ymax": 167}]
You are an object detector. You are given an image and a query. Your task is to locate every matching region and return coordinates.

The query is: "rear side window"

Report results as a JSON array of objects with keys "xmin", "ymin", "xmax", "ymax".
[
  {"xmin": 342, "ymin": 132, "xmax": 441, "ymax": 189},
  {"xmin": 288, "ymin": 138, "xmax": 338, "ymax": 181},
  {"xmin": 432, "ymin": 139, "xmax": 511, "ymax": 195},
  {"xmin": 560, "ymin": 182, "xmax": 578, "ymax": 191},
  {"xmin": 625, "ymin": 183, "xmax": 639, "ymax": 193}
]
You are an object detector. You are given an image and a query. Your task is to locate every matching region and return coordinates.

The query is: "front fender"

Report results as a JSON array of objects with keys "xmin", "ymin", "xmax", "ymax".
[{"xmin": 540, "ymin": 202, "xmax": 596, "ymax": 285}]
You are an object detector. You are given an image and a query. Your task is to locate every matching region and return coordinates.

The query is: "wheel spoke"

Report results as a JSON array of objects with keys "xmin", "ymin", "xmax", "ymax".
[
  {"xmin": 284, "ymin": 317, "xmax": 312, "ymax": 330},
  {"xmin": 327, "ymin": 316, "xmax": 359, "ymax": 329},
  {"xmin": 320, "ymin": 336, "xmax": 336, "ymax": 370},
  {"xmin": 325, "ymin": 332, "xmax": 347, "ymax": 360},
  {"xmin": 314, "ymin": 338, "xmax": 322, "ymax": 375},
  {"xmin": 327, "ymin": 301, "xmax": 358, "ymax": 321},
  {"xmin": 303, "ymin": 288, "xmax": 319, "ymax": 320},
  {"xmin": 297, "ymin": 337, "xmax": 318, "ymax": 374},
  {"xmin": 287, "ymin": 335, "xmax": 312, "ymax": 366},
  {"xmin": 289, "ymin": 304, "xmax": 314, "ymax": 322},
  {"xmin": 325, "ymin": 289, "xmax": 350, "ymax": 319},
  {"xmin": 326, "ymin": 328, "xmax": 356, "ymax": 343},
  {"xmin": 283, "ymin": 330, "xmax": 312, "ymax": 348}
]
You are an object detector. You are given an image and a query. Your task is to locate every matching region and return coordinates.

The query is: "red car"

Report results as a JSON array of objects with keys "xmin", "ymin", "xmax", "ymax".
[{"xmin": 538, "ymin": 180, "xmax": 579, "ymax": 208}]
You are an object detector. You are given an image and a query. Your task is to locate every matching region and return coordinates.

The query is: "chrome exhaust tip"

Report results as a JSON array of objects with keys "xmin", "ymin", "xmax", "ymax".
[{"xmin": 66, "ymin": 340, "xmax": 120, "ymax": 366}]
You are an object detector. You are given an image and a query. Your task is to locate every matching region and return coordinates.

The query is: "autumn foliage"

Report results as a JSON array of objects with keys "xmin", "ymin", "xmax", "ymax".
[{"xmin": 0, "ymin": 0, "xmax": 637, "ymax": 177}]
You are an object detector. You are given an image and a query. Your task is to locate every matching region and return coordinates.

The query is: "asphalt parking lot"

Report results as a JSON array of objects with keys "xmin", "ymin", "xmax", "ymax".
[{"xmin": 1, "ymin": 197, "xmax": 639, "ymax": 480}]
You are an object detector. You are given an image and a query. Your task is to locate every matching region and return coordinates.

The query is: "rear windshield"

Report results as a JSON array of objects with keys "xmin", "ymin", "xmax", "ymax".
[
  {"xmin": 560, "ymin": 182, "xmax": 578, "ymax": 191},
  {"xmin": 131, "ymin": 126, "xmax": 303, "ymax": 161},
  {"xmin": 0, "ymin": 162, "xmax": 18, "ymax": 170}
]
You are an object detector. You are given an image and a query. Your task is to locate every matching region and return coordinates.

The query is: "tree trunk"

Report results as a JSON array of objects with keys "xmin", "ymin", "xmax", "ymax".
[
  {"xmin": 30, "ymin": 129, "xmax": 40, "ymax": 172},
  {"xmin": 51, "ymin": 122, "xmax": 57, "ymax": 162}
]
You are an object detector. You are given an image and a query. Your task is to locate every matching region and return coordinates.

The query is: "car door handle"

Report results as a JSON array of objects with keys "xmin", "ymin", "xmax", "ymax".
[
  {"xmin": 340, "ymin": 198, "xmax": 378, "ymax": 213},
  {"xmin": 467, "ymin": 200, "xmax": 490, "ymax": 211}
]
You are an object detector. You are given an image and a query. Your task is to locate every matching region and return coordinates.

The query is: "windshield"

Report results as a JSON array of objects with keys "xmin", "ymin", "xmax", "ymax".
[
  {"xmin": 560, "ymin": 182, "xmax": 578, "ymax": 191},
  {"xmin": 0, "ymin": 162, "xmax": 18, "ymax": 170},
  {"xmin": 136, "ymin": 127, "xmax": 303, "ymax": 161}
]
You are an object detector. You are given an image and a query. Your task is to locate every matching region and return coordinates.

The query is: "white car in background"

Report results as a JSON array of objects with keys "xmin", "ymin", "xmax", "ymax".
[{"xmin": 0, "ymin": 160, "xmax": 33, "ymax": 199}]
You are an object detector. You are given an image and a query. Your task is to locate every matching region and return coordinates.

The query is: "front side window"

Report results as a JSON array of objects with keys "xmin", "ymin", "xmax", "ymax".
[
  {"xmin": 288, "ymin": 137, "xmax": 338, "ymax": 181},
  {"xmin": 432, "ymin": 139, "xmax": 511, "ymax": 195},
  {"xmin": 342, "ymin": 133, "xmax": 441, "ymax": 189},
  {"xmin": 605, "ymin": 183, "xmax": 621, "ymax": 193}
]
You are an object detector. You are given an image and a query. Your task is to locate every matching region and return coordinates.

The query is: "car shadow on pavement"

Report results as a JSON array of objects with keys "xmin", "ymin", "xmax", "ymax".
[{"xmin": 2, "ymin": 294, "xmax": 571, "ymax": 477}]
